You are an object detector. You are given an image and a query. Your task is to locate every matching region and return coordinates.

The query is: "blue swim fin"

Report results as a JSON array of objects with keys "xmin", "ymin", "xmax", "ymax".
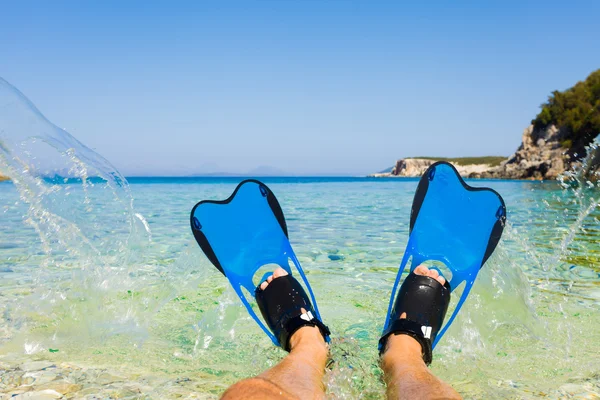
[
  {"xmin": 382, "ymin": 162, "xmax": 506, "ymax": 349},
  {"xmin": 190, "ymin": 180, "xmax": 325, "ymax": 347}
]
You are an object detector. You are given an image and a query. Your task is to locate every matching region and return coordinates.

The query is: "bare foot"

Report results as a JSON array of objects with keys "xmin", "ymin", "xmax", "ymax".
[{"xmin": 412, "ymin": 264, "xmax": 446, "ymax": 286}]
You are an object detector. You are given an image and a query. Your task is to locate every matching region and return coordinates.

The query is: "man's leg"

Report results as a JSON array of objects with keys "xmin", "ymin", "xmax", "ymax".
[
  {"xmin": 380, "ymin": 265, "xmax": 462, "ymax": 400},
  {"xmin": 222, "ymin": 269, "xmax": 328, "ymax": 400}
]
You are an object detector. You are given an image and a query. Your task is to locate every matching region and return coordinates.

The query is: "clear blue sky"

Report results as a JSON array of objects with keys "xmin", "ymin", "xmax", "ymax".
[{"xmin": 2, "ymin": 1, "xmax": 599, "ymax": 176}]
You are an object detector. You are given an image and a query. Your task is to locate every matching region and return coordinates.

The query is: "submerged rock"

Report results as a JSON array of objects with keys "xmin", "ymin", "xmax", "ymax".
[
  {"xmin": 95, "ymin": 371, "xmax": 126, "ymax": 385},
  {"xmin": 12, "ymin": 389, "xmax": 63, "ymax": 399},
  {"xmin": 19, "ymin": 361, "xmax": 56, "ymax": 372},
  {"xmin": 35, "ymin": 381, "xmax": 82, "ymax": 395},
  {"xmin": 23, "ymin": 370, "xmax": 59, "ymax": 386}
]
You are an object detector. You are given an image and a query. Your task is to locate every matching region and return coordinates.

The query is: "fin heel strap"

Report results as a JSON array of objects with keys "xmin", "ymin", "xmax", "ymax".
[
  {"xmin": 379, "ymin": 319, "xmax": 432, "ymax": 364},
  {"xmin": 379, "ymin": 272, "xmax": 451, "ymax": 365},
  {"xmin": 281, "ymin": 313, "xmax": 331, "ymax": 352}
]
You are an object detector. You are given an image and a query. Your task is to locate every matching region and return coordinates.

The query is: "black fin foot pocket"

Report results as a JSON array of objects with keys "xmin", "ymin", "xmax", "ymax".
[
  {"xmin": 255, "ymin": 274, "xmax": 330, "ymax": 352},
  {"xmin": 379, "ymin": 272, "xmax": 451, "ymax": 365}
]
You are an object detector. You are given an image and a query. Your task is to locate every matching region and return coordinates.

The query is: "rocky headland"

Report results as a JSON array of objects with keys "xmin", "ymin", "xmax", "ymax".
[
  {"xmin": 370, "ymin": 157, "xmax": 500, "ymax": 178},
  {"xmin": 373, "ymin": 69, "xmax": 600, "ymax": 180},
  {"xmin": 473, "ymin": 124, "xmax": 573, "ymax": 180},
  {"xmin": 0, "ymin": 174, "xmax": 10, "ymax": 182}
]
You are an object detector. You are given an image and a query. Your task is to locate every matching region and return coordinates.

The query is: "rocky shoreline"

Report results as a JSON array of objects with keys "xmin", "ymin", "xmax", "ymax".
[
  {"xmin": 372, "ymin": 124, "xmax": 599, "ymax": 180},
  {"xmin": 471, "ymin": 124, "xmax": 570, "ymax": 180},
  {"xmin": 370, "ymin": 158, "xmax": 495, "ymax": 179}
]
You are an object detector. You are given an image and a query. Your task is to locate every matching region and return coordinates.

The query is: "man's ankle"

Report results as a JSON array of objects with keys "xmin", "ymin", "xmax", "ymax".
[{"xmin": 289, "ymin": 325, "xmax": 328, "ymax": 355}]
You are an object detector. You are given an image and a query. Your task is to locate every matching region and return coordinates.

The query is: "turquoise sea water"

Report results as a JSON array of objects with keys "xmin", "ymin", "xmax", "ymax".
[
  {"xmin": 1, "ymin": 176, "xmax": 600, "ymax": 399},
  {"xmin": 1, "ymin": 78, "xmax": 600, "ymax": 398}
]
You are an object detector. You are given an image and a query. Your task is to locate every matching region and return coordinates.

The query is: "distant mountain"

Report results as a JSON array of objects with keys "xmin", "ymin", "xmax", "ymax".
[
  {"xmin": 188, "ymin": 171, "xmax": 241, "ymax": 177},
  {"xmin": 246, "ymin": 165, "xmax": 289, "ymax": 176},
  {"xmin": 377, "ymin": 166, "xmax": 394, "ymax": 174},
  {"xmin": 188, "ymin": 165, "xmax": 291, "ymax": 177}
]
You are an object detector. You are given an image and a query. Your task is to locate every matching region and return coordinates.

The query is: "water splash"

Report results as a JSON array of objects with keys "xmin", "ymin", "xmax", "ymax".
[
  {"xmin": 555, "ymin": 136, "xmax": 600, "ymax": 269},
  {"xmin": 0, "ymin": 77, "xmax": 198, "ymax": 353}
]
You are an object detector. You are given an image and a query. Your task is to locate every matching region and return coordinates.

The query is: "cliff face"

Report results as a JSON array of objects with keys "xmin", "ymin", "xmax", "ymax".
[
  {"xmin": 474, "ymin": 124, "xmax": 571, "ymax": 179},
  {"xmin": 392, "ymin": 158, "xmax": 436, "ymax": 176},
  {"xmin": 371, "ymin": 122, "xmax": 598, "ymax": 180},
  {"xmin": 473, "ymin": 123, "xmax": 600, "ymax": 180},
  {"xmin": 370, "ymin": 158, "xmax": 494, "ymax": 178},
  {"xmin": 0, "ymin": 174, "xmax": 9, "ymax": 182}
]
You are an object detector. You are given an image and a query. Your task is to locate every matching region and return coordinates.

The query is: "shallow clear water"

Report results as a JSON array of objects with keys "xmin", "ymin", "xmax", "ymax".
[
  {"xmin": 1, "ymin": 78, "xmax": 600, "ymax": 399},
  {"xmin": 1, "ymin": 177, "xmax": 600, "ymax": 399}
]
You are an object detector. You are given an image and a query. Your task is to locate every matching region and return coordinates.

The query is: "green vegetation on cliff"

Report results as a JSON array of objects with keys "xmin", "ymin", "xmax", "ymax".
[
  {"xmin": 407, "ymin": 156, "xmax": 506, "ymax": 167},
  {"xmin": 533, "ymin": 69, "xmax": 600, "ymax": 152}
]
